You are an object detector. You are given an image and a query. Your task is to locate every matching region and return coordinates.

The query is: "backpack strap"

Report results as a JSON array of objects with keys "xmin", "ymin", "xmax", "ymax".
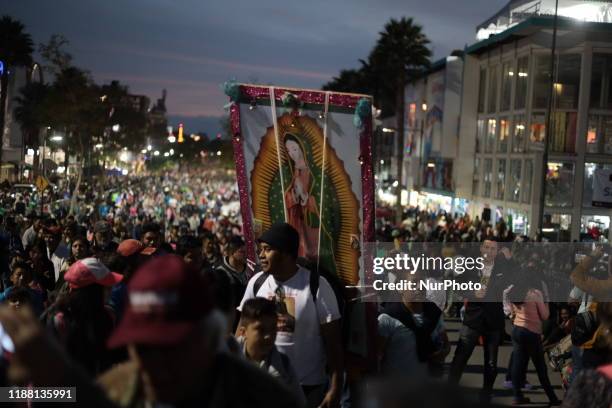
[
  {"xmin": 309, "ymin": 268, "xmax": 319, "ymax": 303},
  {"xmin": 252, "ymin": 273, "xmax": 269, "ymax": 297}
]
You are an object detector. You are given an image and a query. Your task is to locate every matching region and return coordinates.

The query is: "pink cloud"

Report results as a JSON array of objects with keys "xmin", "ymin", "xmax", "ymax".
[{"xmin": 106, "ymin": 45, "xmax": 333, "ymax": 81}]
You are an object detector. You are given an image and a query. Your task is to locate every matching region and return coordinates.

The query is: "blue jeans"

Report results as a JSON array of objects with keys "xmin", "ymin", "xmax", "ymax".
[
  {"xmin": 511, "ymin": 326, "xmax": 558, "ymax": 402},
  {"xmin": 505, "ymin": 351, "xmax": 528, "ymax": 386},
  {"xmin": 569, "ymin": 345, "xmax": 583, "ymax": 384}
]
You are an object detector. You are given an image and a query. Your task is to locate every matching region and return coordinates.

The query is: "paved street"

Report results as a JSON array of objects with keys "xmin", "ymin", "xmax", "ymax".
[{"xmin": 445, "ymin": 318, "xmax": 564, "ymax": 407}]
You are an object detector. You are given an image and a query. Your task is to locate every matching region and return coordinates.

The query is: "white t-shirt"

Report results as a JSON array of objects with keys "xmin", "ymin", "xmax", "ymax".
[
  {"xmin": 377, "ymin": 313, "xmax": 424, "ymax": 375},
  {"xmin": 238, "ymin": 267, "xmax": 341, "ymax": 385}
]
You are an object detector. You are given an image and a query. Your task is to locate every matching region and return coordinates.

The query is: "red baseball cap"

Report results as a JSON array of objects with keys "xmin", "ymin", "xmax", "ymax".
[
  {"xmin": 43, "ymin": 226, "xmax": 62, "ymax": 236},
  {"xmin": 64, "ymin": 258, "xmax": 123, "ymax": 289},
  {"xmin": 107, "ymin": 254, "xmax": 212, "ymax": 348},
  {"xmin": 117, "ymin": 239, "xmax": 145, "ymax": 257}
]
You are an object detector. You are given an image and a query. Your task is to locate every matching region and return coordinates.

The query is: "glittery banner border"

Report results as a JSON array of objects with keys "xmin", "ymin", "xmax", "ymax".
[
  {"xmin": 230, "ymin": 103, "xmax": 257, "ymax": 271},
  {"xmin": 360, "ymin": 115, "xmax": 378, "ymax": 371},
  {"xmin": 359, "ymin": 116, "xmax": 375, "ymax": 249},
  {"xmin": 241, "ymin": 85, "xmax": 366, "ymax": 109},
  {"xmin": 229, "ymin": 85, "xmax": 377, "ymax": 370}
]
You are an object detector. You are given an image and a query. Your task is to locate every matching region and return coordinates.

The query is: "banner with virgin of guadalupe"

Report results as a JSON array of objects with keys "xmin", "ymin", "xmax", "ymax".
[{"xmin": 226, "ymin": 83, "xmax": 375, "ymax": 288}]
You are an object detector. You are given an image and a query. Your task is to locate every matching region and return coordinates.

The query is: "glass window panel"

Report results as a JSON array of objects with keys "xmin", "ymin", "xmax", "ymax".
[
  {"xmin": 512, "ymin": 115, "xmax": 526, "ymax": 153},
  {"xmin": 501, "ymin": 62, "xmax": 513, "ymax": 111},
  {"xmin": 508, "ymin": 209, "xmax": 529, "ymax": 236},
  {"xmin": 486, "ymin": 119, "xmax": 496, "ymax": 153},
  {"xmin": 543, "ymin": 214, "xmax": 572, "ymax": 241},
  {"xmin": 586, "ymin": 115, "xmax": 612, "ymax": 154},
  {"xmin": 580, "ymin": 215, "xmax": 610, "ymax": 242},
  {"xmin": 523, "ymin": 159, "xmax": 533, "ymax": 204},
  {"xmin": 508, "ymin": 159, "xmax": 521, "ymax": 202},
  {"xmin": 476, "ymin": 119, "xmax": 485, "ymax": 153},
  {"xmin": 590, "ymin": 54, "xmax": 604, "ymax": 109},
  {"xmin": 554, "ymin": 54, "xmax": 581, "ymax": 110},
  {"xmin": 496, "ymin": 159, "xmax": 506, "ymax": 200},
  {"xmin": 533, "ymin": 55, "xmax": 551, "ymax": 110},
  {"xmin": 545, "ymin": 162, "xmax": 575, "ymax": 207},
  {"xmin": 550, "ymin": 112, "xmax": 577, "ymax": 154},
  {"xmin": 483, "ymin": 159, "xmax": 492, "ymax": 198},
  {"xmin": 583, "ymin": 163, "xmax": 612, "ymax": 207},
  {"xmin": 473, "ymin": 157, "xmax": 480, "ymax": 196},
  {"xmin": 530, "ymin": 113, "xmax": 546, "ymax": 148},
  {"xmin": 498, "ymin": 117, "xmax": 509, "ymax": 153},
  {"xmin": 515, "ymin": 56, "xmax": 529, "ymax": 110},
  {"xmin": 533, "ymin": 54, "xmax": 581, "ymax": 110},
  {"xmin": 488, "ymin": 66, "xmax": 499, "ymax": 113},
  {"xmin": 478, "ymin": 68, "xmax": 487, "ymax": 113}
]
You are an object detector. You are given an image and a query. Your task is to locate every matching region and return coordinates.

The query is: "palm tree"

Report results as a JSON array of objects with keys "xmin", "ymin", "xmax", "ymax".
[
  {"xmin": 14, "ymin": 81, "xmax": 50, "ymax": 177},
  {"xmin": 0, "ymin": 16, "xmax": 34, "ymax": 173},
  {"xmin": 323, "ymin": 68, "xmax": 370, "ymax": 94},
  {"xmin": 46, "ymin": 67, "xmax": 106, "ymax": 214},
  {"xmin": 369, "ymin": 18, "xmax": 431, "ymax": 223}
]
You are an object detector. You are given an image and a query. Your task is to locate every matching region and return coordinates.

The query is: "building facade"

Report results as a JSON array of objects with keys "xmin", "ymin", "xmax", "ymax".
[
  {"xmin": 403, "ymin": 55, "xmax": 465, "ymax": 214},
  {"xmin": 1, "ymin": 65, "xmax": 29, "ymax": 181},
  {"xmin": 401, "ymin": 0, "xmax": 612, "ymax": 241}
]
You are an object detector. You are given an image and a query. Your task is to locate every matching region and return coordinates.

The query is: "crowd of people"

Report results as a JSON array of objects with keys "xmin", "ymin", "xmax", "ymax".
[
  {"xmin": 375, "ymin": 209, "xmax": 612, "ymax": 406},
  {"xmin": 0, "ymin": 171, "xmax": 609, "ymax": 407}
]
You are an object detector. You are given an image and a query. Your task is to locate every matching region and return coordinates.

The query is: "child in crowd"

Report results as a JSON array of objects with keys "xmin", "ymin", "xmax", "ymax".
[
  {"xmin": 0, "ymin": 261, "xmax": 46, "ymax": 314},
  {"xmin": 237, "ymin": 298, "xmax": 304, "ymax": 404}
]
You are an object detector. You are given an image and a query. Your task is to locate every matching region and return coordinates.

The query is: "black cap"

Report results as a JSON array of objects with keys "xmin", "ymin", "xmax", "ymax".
[{"xmin": 258, "ymin": 223, "xmax": 299, "ymax": 258}]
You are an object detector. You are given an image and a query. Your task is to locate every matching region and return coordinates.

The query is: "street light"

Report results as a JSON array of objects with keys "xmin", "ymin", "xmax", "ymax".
[
  {"xmin": 153, "ymin": 150, "xmax": 160, "ymax": 156},
  {"xmin": 168, "ymin": 136, "xmax": 176, "ymax": 143},
  {"xmin": 112, "ymin": 124, "xmax": 120, "ymax": 132},
  {"xmin": 50, "ymin": 135, "xmax": 63, "ymax": 142},
  {"xmin": 147, "ymin": 145, "xmax": 152, "ymax": 151}
]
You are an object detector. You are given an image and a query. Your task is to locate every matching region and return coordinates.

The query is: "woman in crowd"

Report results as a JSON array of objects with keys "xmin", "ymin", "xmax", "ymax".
[
  {"xmin": 508, "ymin": 276, "xmax": 560, "ymax": 405},
  {"xmin": 47, "ymin": 258, "xmax": 123, "ymax": 376},
  {"xmin": 26, "ymin": 239, "xmax": 55, "ymax": 292}
]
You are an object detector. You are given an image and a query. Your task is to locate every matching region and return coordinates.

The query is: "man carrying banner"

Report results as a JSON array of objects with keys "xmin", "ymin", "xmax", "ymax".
[{"xmin": 238, "ymin": 223, "xmax": 343, "ymax": 408}]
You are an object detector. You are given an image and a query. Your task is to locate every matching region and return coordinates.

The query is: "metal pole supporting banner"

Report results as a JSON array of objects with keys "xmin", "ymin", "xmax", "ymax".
[{"xmin": 537, "ymin": 0, "xmax": 559, "ymax": 239}]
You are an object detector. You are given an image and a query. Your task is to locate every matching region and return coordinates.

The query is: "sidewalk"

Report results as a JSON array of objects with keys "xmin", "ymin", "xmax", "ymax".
[{"xmin": 444, "ymin": 318, "xmax": 564, "ymax": 407}]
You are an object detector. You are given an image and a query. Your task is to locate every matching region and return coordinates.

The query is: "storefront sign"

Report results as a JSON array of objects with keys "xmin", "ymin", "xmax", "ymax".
[{"xmin": 592, "ymin": 168, "xmax": 612, "ymax": 208}]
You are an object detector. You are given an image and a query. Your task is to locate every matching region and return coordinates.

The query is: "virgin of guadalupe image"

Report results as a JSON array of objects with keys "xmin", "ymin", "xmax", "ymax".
[
  {"xmin": 284, "ymin": 133, "xmax": 321, "ymax": 259},
  {"xmin": 250, "ymin": 114, "xmax": 361, "ymax": 285}
]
